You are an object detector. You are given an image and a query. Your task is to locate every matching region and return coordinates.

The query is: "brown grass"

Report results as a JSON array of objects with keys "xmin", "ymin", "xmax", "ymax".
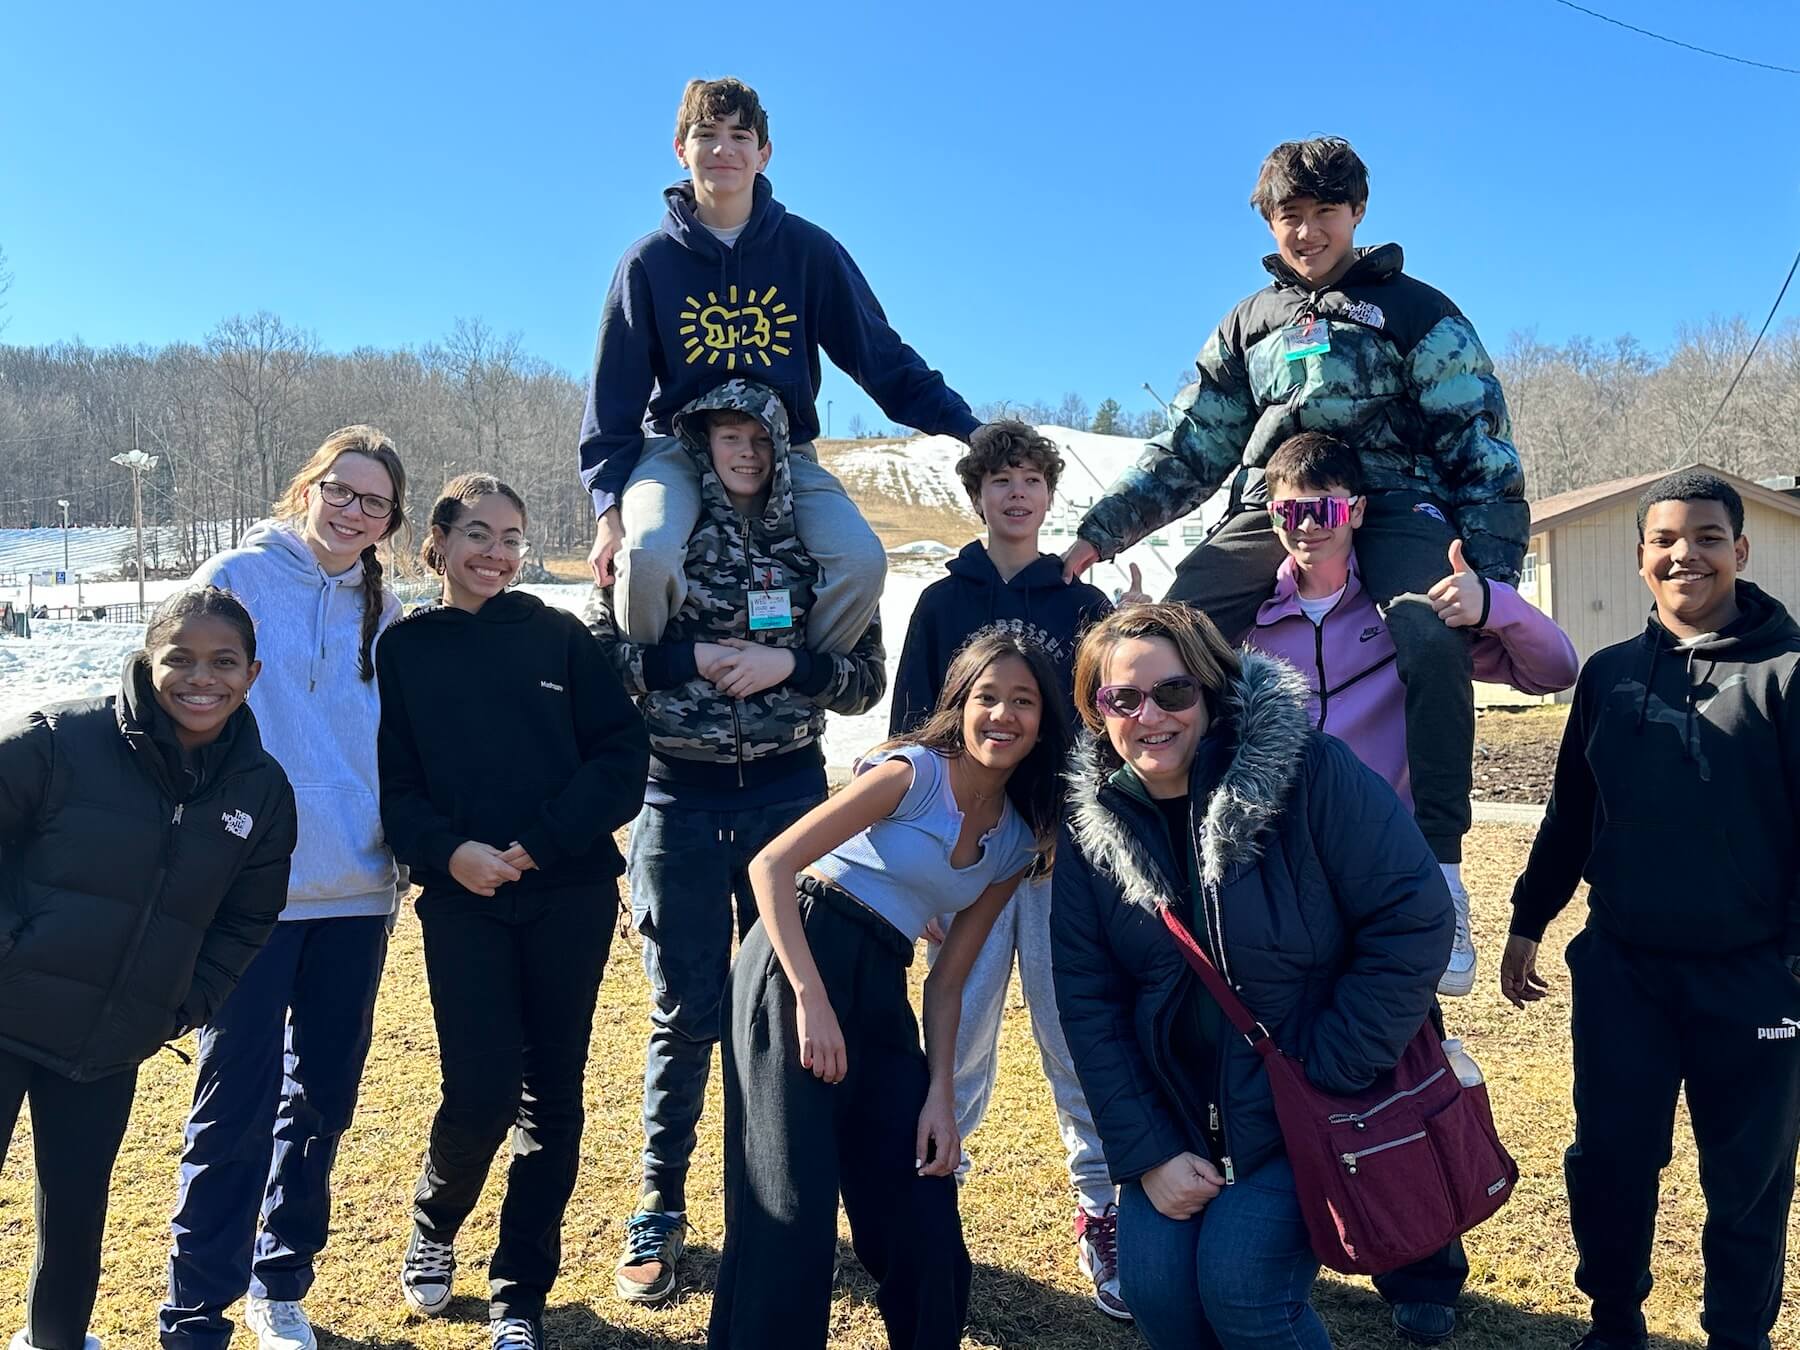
[{"xmin": 8, "ymin": 825, "xmax": 1788, "ymax": 1348}]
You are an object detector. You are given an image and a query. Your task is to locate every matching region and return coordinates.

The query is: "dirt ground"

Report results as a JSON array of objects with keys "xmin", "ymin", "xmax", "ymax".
[{"xmin": 1473, "ymin": 705, "xmax": 1568, "ymax": 805}]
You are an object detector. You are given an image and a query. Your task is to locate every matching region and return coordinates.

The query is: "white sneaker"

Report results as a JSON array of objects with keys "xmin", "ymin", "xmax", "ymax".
[
  {"xmin": 1074, "ymin": 1204, "xmax": 1133, "ymax": 1322},
  {"xmin": 1438, "ymin": 873, "xmax": 1477, "ymax": 998},
  {"xmin": 243, "ymin": 1295, "xmax": 318, "ymax": 1350},
  {"xmin": 490, "ymin": 1317, "xmax": 542, "ymax": 1348},
  {"xmin": 11, "ymin": 1333, "xmax": 101, "ymax": 1350},
  {"xmin": 401, "ymin": 1225, "xmax": 457, "ymax": 1316}
]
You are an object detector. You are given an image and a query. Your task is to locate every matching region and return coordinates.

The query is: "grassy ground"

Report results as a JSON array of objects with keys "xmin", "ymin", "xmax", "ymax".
[{"xmin": 2, "ymin": 823, "xmax": 1786, "ymax": 1348}]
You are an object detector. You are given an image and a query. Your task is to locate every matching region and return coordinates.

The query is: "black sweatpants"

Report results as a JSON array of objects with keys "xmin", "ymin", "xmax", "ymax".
[
  {"xmin": 0, "ymin": 1050, "xmax": 138, "ymax": 1350},
  {"xmin": 708, "ymin": 879, "xmax": 970, "ymax": 1350},
  {"xmin": 1164, "ymin": 490, "xmax": 1474, "ymax": 862},
  {"xmin": 411, "ymin": 882, "xmax": 616, "ymax": 1322},
  {"xmin": 1565, "ymin": 926, "xmax": 1800, "ymax": 1349}
]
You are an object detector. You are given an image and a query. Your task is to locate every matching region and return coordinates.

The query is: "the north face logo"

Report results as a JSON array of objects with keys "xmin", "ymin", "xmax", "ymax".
[
  {"xmin": 1757, "ymin": 1019, "xmax": 1800, "ymax": 1041},
  {"xmin": 221, "ymin": 809, "xmax": 253, "ymax": 840},
  {"xmin": 1344, "ymin": 300, "xmax": 1386, "ymax": 328}
]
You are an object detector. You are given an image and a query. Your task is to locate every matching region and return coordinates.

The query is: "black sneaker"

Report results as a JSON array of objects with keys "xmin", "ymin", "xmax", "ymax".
[
  {"xmin": 489, "ymin": 1316, "xmax": 541, "ymax": 1349},
  {"xmin": 400, "ymin": 1226, "xmax": 456, "ymax": 1316},
  {"xmin": 1392, "ymin": 1301, "xmax": 1456, "ymax": 1345},
  {"xmin": 615, "ymin": 1190, "xmax": 689, "ymax": 1304}
]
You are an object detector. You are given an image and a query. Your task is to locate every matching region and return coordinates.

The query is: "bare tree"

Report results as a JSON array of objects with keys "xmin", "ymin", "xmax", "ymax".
[{"xmin": 207, "ymin": 312, "xmax": 317, "ymax": 528}]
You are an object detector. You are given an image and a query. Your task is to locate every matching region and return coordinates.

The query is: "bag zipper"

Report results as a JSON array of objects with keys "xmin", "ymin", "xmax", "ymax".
[
  {"xmin": 1326, "ymin": 1067, "xmax": 1448, "ymax": 1127},
  {"xmin": 1341, "ymin": 1130, "xmax": 1426, "ymax": 1175}
]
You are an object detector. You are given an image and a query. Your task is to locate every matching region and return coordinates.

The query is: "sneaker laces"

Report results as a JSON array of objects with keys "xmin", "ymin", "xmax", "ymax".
[
  {"xmin": 491, "ymin": 1317, "xmax": 539, "ymax": 1349},
  {"xmin": 259, "ymin": 1300, "xmax": 310, "ymax": 1333},
  {"xmin": 623, "ymin": 1209, "xmax": 683, "ymax": 1265},
  {"xmin": 406, "ymin": 1233, "xmax": 456, "ymax": 1283},
  {"xmin": 1077, "ymin": 1204, "xmax": 1120, "ymax": 1277}
]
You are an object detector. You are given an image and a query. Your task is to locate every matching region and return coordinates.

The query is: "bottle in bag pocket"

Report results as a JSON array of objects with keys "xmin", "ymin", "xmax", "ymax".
[{"xmin": 1441, "ymin": 1037, "xmax": 1484, "ymax": 1088}]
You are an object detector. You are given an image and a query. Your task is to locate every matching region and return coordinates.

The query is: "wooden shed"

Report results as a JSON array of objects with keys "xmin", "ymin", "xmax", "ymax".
[{"xmin": 1511, "ymin": 461, "xmax": 1800, "ymax": 703}]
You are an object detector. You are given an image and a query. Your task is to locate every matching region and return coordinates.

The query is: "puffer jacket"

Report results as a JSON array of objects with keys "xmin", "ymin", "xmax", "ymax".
[
  {"xmin": 1050, "ymin": 651, "xmax": 1451, "ymax": 1185},
  {"xmin": 591, "ymin": 379, "xmax": 886, "ymax": 789},
  {"xmin": 1077, "ymin": 244, "xmax": 1530, "ymax": 583},
  {"xmin": 0, "ymin": 657, "xmax": 297, "ymax": 1081}
]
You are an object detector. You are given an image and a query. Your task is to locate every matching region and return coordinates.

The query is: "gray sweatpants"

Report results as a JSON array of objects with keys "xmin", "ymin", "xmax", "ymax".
[
  {"xmin": 615, "ymin": 435, "xmax": 887, "ymax": 655},
  {"xmin": 933, "ymin": 873, "xmax": 1114, "ymax": 1213}
]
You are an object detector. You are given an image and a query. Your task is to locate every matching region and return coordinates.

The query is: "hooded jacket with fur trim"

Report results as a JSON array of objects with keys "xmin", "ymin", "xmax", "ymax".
[{"xmin": 1050, "ymin": 650, "xmax": 1451, "ymax": 1184}]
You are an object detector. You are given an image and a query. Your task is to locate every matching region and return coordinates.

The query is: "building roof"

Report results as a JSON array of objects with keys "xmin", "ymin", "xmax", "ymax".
[{"xmin": 1531, "ymin": 461, "xmax": 1800, "ymax": 534}]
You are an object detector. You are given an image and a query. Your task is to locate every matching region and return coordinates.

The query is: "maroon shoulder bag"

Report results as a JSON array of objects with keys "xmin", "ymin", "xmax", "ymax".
[{"xmin": 1159, "ymin": 907, "xmax": 1517, "ymax": 1276}]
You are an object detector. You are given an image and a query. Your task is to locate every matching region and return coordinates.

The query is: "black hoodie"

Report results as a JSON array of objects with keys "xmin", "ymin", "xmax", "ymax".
[
  {"xmin": 888, "ymin": 542, "xmax": 1111, "ymax": 735},
  {"xmin": 375, "ymin": 590, "xmax": 649, "ymax": 895},
  {"xmin": 1511, "ymin": 581, "xmax": 1800, "ymax": 955}
]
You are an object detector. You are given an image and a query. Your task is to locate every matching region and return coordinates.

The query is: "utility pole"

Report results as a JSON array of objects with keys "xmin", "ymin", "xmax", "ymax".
[
  {"xmin": 827, "ymin": 400, "xmax": 833, "ymax": 439},
  {"xmin": 56, "ymin": 499, "xmax": 69, "ymax": 580},
  {"xmin": 111, "ymin": 439, "xmax": 159, "ymax": 611}
]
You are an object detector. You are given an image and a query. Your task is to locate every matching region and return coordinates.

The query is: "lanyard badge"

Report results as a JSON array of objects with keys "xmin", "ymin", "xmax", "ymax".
[
  {"xmin": 747, "ymin": 565, "xmax": 794, "ymax": 631},
  {"xmin": 1283, "ymin": 316, "xmax": 1331, "ymax": 362}
]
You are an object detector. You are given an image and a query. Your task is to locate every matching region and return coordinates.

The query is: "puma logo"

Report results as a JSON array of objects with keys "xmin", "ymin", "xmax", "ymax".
[{"xmin": 1757, "ymin": 1018, "xmax": 1800, "ymax": 1041}]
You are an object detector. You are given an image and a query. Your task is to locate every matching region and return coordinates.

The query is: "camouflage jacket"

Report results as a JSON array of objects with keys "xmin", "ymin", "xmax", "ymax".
[
  {"xmin": 590, "ymin": 380, "xmax": 886, "ymax": 777},
  {"xmin": 1079, "ymin": 244, "xmax": 1530, "ymax": 584}
]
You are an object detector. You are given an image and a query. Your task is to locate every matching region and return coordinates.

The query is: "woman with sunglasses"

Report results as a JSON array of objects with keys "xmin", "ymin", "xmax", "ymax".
[
  {"xmin": 375, "ymin": 474, "xmax": 646, "ymax": 1350},
  {"xmin": 163, "ymin": 428, "xmax": 409, "ymax": 1350},
  {"xmin": 1050, "ymin": 602, "xmax": 1452, "ymax": 1350}
]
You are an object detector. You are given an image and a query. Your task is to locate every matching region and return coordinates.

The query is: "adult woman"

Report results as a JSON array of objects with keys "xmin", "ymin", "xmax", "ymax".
[
  {"xmin": 1051, "ymin": 603, "xmax": 1451, "ymax": 1350},
  {"xmin": 161, "ymin": 427, "xmax": 407, "ymax": 1350}
]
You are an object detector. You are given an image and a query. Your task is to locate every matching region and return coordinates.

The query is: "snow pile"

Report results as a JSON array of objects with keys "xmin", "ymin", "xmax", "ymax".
[{"xmin": 0, "ymin": 622, "xmax": 145, "ymax": 716}]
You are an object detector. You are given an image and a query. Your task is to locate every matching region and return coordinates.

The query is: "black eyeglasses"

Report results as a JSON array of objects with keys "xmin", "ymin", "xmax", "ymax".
[{"xmin": 317, "ymin": 479, "xmax": 396, "ymax": 520}]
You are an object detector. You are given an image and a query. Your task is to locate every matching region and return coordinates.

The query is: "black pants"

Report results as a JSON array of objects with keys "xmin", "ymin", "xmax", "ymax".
[
  {"xmin": 1165, "ymin": 491, "xmax": 1473, "ymax": 861},
  {"xmin": 0, "ymin": 1050, "xmax": 138, "ymax": 1350},
  {"xmin": 708, "ymin": 879, "xmax": 970, "ymax": 1349},
  {"xmin": 411, "ymin": 882, "xmax": 616, "ymax": 1322},
  {"xmin": 1565, "ymin": 927, "xmax": 1800, "ymax": 1349}
]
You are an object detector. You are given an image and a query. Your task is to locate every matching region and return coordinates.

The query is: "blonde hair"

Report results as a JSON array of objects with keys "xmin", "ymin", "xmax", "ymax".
[
  {"xmin": 273, "ymin": 425, "xmax": 408, "ymax": 682},
  {"xmin": 1071, "ymin": 601, "xmax": 1241, "ymax": 741}
]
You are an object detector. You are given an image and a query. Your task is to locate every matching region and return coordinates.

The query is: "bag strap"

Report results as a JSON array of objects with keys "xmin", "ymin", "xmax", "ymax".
[{"xmin": 1158, "ymin": 904, "xmax": 1275, "ymax": 1051}]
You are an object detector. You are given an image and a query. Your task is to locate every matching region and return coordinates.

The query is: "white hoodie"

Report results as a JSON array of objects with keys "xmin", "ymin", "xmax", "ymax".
[{"xmin": 192, "ymin": 520, "xmax": 401, "ymax": 920}]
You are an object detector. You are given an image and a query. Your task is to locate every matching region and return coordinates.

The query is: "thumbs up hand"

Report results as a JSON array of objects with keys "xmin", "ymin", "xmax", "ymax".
[
  {"xmin": 1118, "ymin": 562, "xmax": 1151, "ymax": 607},
  {"xmin": 1427, "ymin": 538, "xmax": 1486, "ymax": 629}
]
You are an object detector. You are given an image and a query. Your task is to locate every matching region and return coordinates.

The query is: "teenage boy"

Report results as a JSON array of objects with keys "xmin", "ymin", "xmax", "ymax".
[
  {"xmin": 1246, "ymin": 430, "xmax": 1577, "ymax": 1346},
  {"xmin": 1063, "ymin": 136, "xmax": 1529, "ymax": 989},
  {"xmin": 1504, "ymin": 471, "xmax": 1800, "ymax": 1350},
  {"xmin": 889, "ymin": 421, "xmax": 1128, "ymax": 1319},
  {"xmin": 579, "ymin": 76, "xmax": 978, "ymax": 656},
  {"xmin": 590, "ymin": 379, "xmax": 886, "ymax": 1304}
]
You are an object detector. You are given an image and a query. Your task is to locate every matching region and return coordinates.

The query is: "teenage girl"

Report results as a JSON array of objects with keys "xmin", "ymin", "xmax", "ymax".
[
  {"xmin": 0, "ymin": 588, "xmax": 297, "ymax": 1350},
  {"xmin": 706, "ymin": 629, "xmax": 1069, "ymax": 1350},
  {"xmin": 376, "ymin": 474, "xmax": 647, "ymax": 1350},
  {"xmin": 161, "ymin": 427, "xmax": 407, "ymax": 1350}
]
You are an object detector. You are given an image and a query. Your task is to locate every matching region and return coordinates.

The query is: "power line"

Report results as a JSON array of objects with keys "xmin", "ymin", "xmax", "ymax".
[
  {"xmin": 1548, "ymin": 0, "xmax": 1800, "ymax": 76},
  {"xmin": 1686, "ymin": 243, "xmax": 1800, "ymax": 454}
]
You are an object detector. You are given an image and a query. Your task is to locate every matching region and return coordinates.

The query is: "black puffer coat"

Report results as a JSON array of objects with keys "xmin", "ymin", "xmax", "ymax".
[
  {"xmin": 0, "ymin": 656, "xmax": 297, "ymax": 1081},
  {"xmin": 1051, "ymin": 651, "xmax": 1451, "ymax": 1185}
]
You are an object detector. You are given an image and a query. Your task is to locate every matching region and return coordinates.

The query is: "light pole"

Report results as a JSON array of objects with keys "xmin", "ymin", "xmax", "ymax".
[
  {"xmin": 56, "ymin": 499, "xmax": 69, "ymax": 581},
  {"xmin": 827, "ymin": 400, "xmax": 833, "ymax": 439},
  {"xmin": 110, "ymin": 449, "xmax": 158, "ymax": 610}
]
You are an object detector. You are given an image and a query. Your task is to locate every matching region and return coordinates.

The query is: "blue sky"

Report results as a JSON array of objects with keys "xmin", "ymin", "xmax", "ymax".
[{"xmin": 3, "ymin": 0, "xmax": 1797, "ymax": 432}]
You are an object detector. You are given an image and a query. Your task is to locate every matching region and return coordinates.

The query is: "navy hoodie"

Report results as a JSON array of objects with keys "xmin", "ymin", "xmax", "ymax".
[
  {"xmin": 1510, "ymin": 581, "xmax": 1800, "ymax": 955},
  {"xmin": 889, "ymin": 542, "xmax": 1111, "ymax": 735},
  {"xmin": 577, "ymin": 176, "xmax": 980, "ymax": 512}
]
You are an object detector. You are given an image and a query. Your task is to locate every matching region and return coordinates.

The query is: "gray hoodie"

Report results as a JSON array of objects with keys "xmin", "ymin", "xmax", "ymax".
[{"xmin": 192, "ymin": 520, "xmax": 401, "ymax": 920}]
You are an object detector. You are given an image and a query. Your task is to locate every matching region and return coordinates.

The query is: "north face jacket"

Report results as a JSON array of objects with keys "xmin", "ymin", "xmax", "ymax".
[
  {"xmin": 577, "ymin": 174, "xmax": 979, "ymax": 512},
  {"xmin": 1077, "ymin": 244, "xmax": 1530, "ymax": 584},
  {"xmin": 1051, "ymin": 651, "xmax": 1451, "ymax": 1184},
  {"xmin": 375, "ymin": 589, "xmax": 649, "ymax": 896},
  {"xmin": 590, "ymin": 379, "xmax": 887, "ymax": 792},
  {"xmin": 0, "ymin": 656, "xmax": 297, "ymax": 1081}
]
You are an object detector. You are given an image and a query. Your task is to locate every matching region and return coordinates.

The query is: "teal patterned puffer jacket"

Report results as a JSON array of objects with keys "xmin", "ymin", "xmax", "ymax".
[{"xmin": 1079, "ymin": 244, "xmax": 1530, "ymax": 584}]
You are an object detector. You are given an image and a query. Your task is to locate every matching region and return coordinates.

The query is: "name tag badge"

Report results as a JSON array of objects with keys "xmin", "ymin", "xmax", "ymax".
[
  {"xmin": 1283, "ymin": 318, "xmax": 1331, "ymax": 362},
  {"xmin": 748, "ymin": 588, "xmax": 794, "ymax": 631}
]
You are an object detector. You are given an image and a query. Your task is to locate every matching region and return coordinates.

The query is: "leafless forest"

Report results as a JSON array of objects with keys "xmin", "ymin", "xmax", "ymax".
[{"xmin": 0, "ymin": 299, "xmax": 1793, "ymax": 566}]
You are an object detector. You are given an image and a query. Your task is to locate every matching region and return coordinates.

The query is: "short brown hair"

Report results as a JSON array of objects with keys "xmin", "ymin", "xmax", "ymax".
[
  {"xmin": 955, "ymin": 420, "xmax": 1064, "ymax": 512},
  {"xmin": 1264, "ymin": 431, "xmax": 1365, "ymax": 495},
  {"xmin": 421, "ymin": 473, "xmax": 528, "ymax": 575},
  {"xmin": 1250, "ymin": 137, "xmax": 1369, "ymax": 220},
  {"xmin": 676, "ymin": 77, "xmax": 769, "ymax": 147},
  {"xmin": 1072, "ymin": 602, "xmax": 1241, "ymax": 745}
]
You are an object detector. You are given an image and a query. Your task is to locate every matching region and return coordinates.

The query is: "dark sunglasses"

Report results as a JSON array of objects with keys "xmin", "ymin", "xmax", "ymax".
[
  {"xmin": 317, "ymin": 479, "xmax": 396, "ymax": 520},
  {"xmin": 1095, "ymin": 676, "xmax": 1203, "ymax": 720},
  {"xmin": 1268, "ymin": 495, "xmax": 1358, "ymax": 531}
]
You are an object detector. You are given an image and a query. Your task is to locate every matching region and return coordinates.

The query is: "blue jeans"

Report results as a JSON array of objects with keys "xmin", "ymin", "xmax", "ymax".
[
  {"xmin": 160, "ymin": 915, "xmax": 389, "ymax": 1349},
  {"xmin": 1118, "ymin": 1157, "xmax": 1329, "ymax": 1350},
  {"xmin": 627, "ymin": 791, "xmax": 821, "ymax": 1210}
]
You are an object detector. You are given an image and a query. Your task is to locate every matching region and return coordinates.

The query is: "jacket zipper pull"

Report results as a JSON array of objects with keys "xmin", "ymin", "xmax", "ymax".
[
  {"xmin": 1208, "ymin": 1103, "xmax": 1220, "ymax": 1133},
  {"xmin": 171, "ymin": 803, "xmax": 184, "ymax": 825},
  {"xmin": 1222, "ymin": 1155, "xmax": 1236, "ymax": 1185},
  {"xmin": 1341, "ymin": 1152, "xmax": 1358, "ymax": 1176}
]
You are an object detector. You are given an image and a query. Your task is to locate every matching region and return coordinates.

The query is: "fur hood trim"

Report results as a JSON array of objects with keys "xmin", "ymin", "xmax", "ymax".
[{"xmin": 1066, "ymin": 650, "xmax": 1311, "ymax": 911}]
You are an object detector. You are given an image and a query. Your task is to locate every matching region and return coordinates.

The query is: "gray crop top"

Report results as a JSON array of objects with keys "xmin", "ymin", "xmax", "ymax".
[{"xmin": 810, "ymin": 745, "xmax": 1038, "ymax": 943}]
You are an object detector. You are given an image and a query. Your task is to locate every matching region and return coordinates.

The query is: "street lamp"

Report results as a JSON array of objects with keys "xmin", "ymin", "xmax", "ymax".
[
  {"xmin": 110, "ymin": 450, "xmax": 158, "ymax": 610},
  {"xmin": 56, "ymin": 500, "xmax": 69, "ymax": 580},
  {"xmin": 827, "ymin": 400, "xmax": 833, "ymax": 439}
]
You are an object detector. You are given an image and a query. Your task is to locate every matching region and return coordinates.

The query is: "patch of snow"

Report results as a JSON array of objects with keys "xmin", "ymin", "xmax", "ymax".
[{"xmin": 890, "ymin": 540, "xmax": 953, "ymax": 556}]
